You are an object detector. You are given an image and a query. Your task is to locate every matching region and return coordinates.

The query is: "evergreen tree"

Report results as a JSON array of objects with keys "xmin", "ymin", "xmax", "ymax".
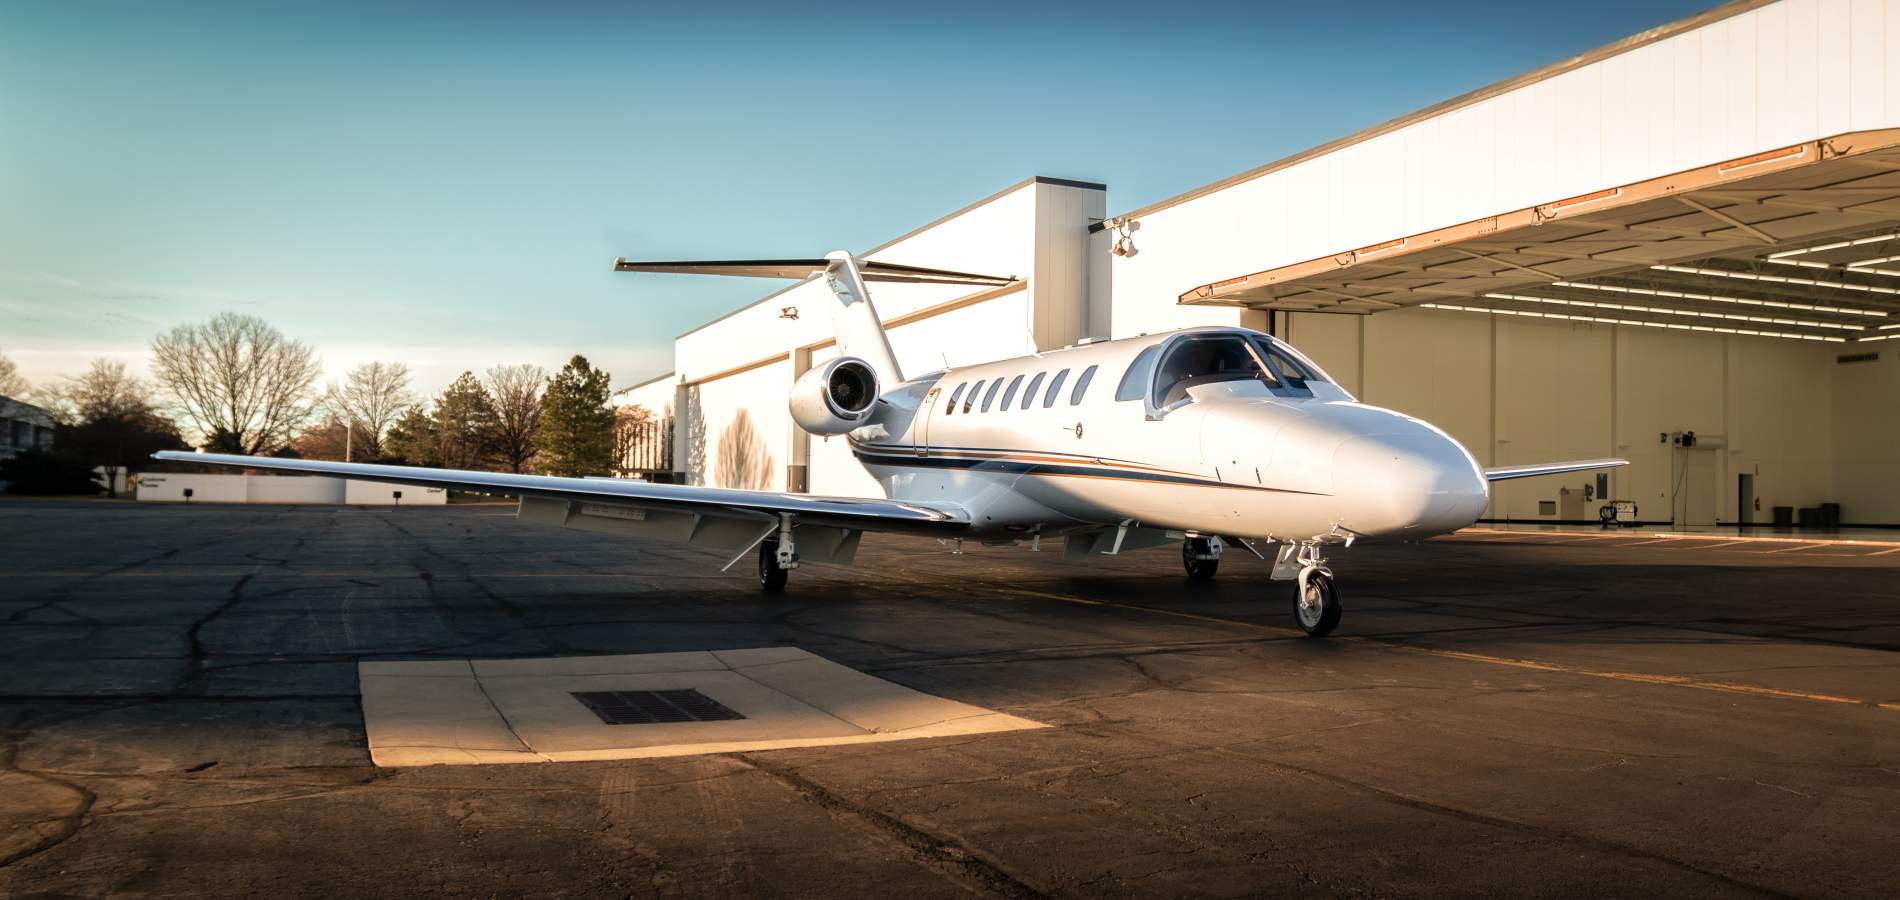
[
  {"xmin": 536, "ymin": 355, "xmax": 614, "ymax": 476},
  {"xmin": 383, "ymin": 403, "xmax": 440, "ymax": 467},
  {"xmin": 433, "ymin": 372, "xmax": 497, "ymax": 469}
]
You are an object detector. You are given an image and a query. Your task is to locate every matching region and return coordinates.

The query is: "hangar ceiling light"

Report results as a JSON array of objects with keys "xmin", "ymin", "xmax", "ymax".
[
  {"xmin": 1480, "ymin": 292, "xmax": 1867, "ymax": 331},
  {"xmin": 1421, "ymin": 303, "xmax": 1847, "ymax": 343},
  {"xmin": 1547, "ymin": 279, "xmax": 1887, "ymax": 317},
  {"xmin": 1180, "ymin": 128, "xmax": 1900, "ymax": 344}
]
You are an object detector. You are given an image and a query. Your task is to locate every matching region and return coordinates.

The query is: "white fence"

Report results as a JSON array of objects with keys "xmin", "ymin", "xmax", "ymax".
[{"xmin": 136, "ymin": 473, "xmax": 447, "ymax": 505}]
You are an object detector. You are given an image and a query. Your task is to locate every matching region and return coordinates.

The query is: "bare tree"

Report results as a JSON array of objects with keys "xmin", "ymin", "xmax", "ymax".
[
  {"xmin": 322, "ymin": 361, "xmax": 415, "ymax": 459},
  {"xmin": 485, "ymin": 363, "xmax": 545, "ymax": 473},
  {"xmin": 150, "ymin": 312, "xmax": 321, "ymax": 454},
  {"xmin": 70, "ymin": 359, "xmax": 155, "ymax": 420},
  {"xmin": 0, "ymin": 349, "xmax": 27, "ymax": 398}
]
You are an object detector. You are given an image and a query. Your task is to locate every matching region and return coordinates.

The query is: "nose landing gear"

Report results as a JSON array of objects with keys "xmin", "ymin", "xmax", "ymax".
[
  {"xmin": 1293, "ymin": 567, "xmax": 1341, "ymax": 636},
  {"xmin": 1274, "ymin": 541, "xmax": 1342, "ymax": 636},
  {"xmin": 1182, "ymin": 535, "xmax": 1222, "ymax": 580}
]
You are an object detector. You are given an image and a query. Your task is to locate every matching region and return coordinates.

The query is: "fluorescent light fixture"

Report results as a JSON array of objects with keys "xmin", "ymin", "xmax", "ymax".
[
  {"xmin": 1856, "ymin": 332, "xmax": 1900, "ymax": 342},
  {"xmin": 1765, "ymin": 256, "xmax": 1900, "ymax": 279},
  {"xmin": 1421, "ymin": 303, "xmax": 1846, "ymax": 342},
  {"xmin": 1766, "ymin": 231, "xmax": 1900, "ymax": 259},
  {"xmin": 1483, "ymin": 292, "xmax": 1863, "ymax": 331},
  {"xmin": 1650, "ymin": 264, "xmax": 1900, "ymax": 298},
  {"xmin": 1552, "ymin": 279, "xmax": 1887, "ymax": 317}
]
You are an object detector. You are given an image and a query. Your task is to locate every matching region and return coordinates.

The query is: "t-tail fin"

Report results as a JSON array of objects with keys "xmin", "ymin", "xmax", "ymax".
[{"xmin": 613, "ymin": 251, "xmax": 1012, "ymax": 388}]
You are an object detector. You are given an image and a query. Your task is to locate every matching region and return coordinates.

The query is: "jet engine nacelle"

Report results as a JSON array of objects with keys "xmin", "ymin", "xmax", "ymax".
[{"xmin": 789, "ymin": 357, "xmax": 881, "ymax": 435}]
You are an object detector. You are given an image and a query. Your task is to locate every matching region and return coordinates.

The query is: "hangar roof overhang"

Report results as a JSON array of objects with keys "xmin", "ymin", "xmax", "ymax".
[{"xmin": 1180, "ymin": 129, "xmax": 1900, "ymax": 345}]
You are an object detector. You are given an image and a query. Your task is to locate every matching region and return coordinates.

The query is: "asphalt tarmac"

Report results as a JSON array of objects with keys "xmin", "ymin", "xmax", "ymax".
[{"xmin": 3, "ymin": 500, "xmax": 1897, "ymax": 898}]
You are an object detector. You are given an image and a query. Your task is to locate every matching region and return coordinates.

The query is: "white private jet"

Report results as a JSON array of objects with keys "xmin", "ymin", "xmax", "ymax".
[{"xmin": 156, "ymin": 251, "xmax": 1624, "ymax": 636}]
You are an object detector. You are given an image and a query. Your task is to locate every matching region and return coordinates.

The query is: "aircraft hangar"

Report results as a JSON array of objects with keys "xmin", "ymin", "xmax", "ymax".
[{"xmin": 623, "ymin": 0, "xmax": 1900, "ymax": 530}]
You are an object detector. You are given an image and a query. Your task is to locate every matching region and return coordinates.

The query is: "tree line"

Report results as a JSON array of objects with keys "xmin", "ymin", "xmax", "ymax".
[{"xmin": 1, "ymin": 311, "xmax": 632, "ymax": 494}]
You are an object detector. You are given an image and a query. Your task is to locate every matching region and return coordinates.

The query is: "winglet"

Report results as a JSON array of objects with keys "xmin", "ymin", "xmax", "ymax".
[{"xmin": 1483, "ymin": 458, "xmax": 1628, "ymax": 482}]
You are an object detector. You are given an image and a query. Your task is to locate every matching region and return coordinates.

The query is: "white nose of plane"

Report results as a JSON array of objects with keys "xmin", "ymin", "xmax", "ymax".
[{"xmin": 1331, "ymin": 426, "xmax": 1488, "ymax": 539}]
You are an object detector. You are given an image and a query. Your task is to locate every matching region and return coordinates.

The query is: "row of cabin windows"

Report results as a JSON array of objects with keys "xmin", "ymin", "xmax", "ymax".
[
  {"xmin": 944, "ymin": 365, "xmax": 1099, "ymax": 415},
  {"xmin": 940, "ymin": 336, "xmax": 1329, "ymax": 418}
]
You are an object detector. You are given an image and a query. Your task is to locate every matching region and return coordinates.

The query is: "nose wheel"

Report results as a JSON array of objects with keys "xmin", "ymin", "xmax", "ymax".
[
  {"xmin": 1292, "ymin": 569, "xmax": 1341, "ymax": 636},
  {"xmin": 1274, "ymin": 541, "xmax": 1342, "ymax": 636}
]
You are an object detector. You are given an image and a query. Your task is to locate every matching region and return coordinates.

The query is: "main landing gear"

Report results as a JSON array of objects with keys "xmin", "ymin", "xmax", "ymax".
[
  {"xmin": 758, "ymin": 515, "xmax": 798, "ymax": 592},
  {"xmin": 1274, "ymin": 541, "xmax": 1342, "ymax": 637},
  {"xmin": 1182, "ymin": 536, "xmax": 1222, "ymax": 580}
]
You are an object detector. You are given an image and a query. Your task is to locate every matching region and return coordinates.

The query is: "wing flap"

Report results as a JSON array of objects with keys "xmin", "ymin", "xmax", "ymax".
[
  {"xmin": 1483, "ymin": 458, "xmax": 1628, "ymax": 482},
  {"xmin": 150, "ymin": 452, "xmax": 969, "ymax": 530}
]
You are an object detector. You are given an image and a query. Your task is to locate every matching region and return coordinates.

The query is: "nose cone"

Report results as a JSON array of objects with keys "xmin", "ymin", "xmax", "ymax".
[{"xmin": 1332, "ymin": 428, "xmax": 1488, "ymax": 539}]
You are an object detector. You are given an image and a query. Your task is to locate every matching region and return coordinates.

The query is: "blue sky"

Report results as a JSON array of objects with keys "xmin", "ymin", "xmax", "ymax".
[{"xmin": 1, "ymin": 0, "xmax": 1716, "ymax": 395}]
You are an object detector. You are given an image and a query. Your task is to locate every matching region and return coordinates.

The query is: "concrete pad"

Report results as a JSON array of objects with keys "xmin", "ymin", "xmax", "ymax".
[{"xmin": 358, "ymin": 648, "xmax": 1044, "ymax": 766}]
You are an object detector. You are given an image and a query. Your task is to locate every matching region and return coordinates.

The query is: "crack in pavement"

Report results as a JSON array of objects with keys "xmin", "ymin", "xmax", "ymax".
[{"xmin": 734, "ymin": 752, "xmax": 1052, "ymax": 899}]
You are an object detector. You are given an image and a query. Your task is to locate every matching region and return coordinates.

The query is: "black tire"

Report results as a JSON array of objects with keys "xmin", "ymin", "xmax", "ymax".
[
  {"xmin": 1292, "ymin": 571, "xmax": 1342, "ymax": 637},
  {"xmin": 758, "ymin": 539, "xmax": 788, "ymax": 591},
  {"xmin": 1182, "ymin": 539, "xmax": 1219, "ymax": 580}
]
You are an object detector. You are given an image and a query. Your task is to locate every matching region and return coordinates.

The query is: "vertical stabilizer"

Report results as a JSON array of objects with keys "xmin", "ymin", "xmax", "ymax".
[{"xmin": 821, "ymin": 251, "xmax": 903, "ymax": 386}]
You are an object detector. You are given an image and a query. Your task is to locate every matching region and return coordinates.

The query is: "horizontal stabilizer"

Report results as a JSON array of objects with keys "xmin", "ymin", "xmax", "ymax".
[
  {"xmin": 613, "ymin": 257, "xmax": 1014, "ymax": 286},
  {"xmin": 1483, "ymin": 458, "xmax": 1628, "ymax": 482}
]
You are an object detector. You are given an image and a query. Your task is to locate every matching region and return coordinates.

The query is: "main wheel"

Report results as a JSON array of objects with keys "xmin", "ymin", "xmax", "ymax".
[
  {"xmin": 1292, "ymin": 571, "xmax": 1341, "ymax": 637},
  {"xmin": 758, "ymin": 538, "xmax": 789, "ymax": 591},
  {"xmin": 1182, "ymin": 538, "xmax": 1219, "ymax": 580}
]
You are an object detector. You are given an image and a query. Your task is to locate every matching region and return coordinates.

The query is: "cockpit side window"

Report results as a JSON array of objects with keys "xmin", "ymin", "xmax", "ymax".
[
  {"xmin": 1043, "ymin": 369, "xmax": 1069, "ymax": 408},
  {"xmin": 963, "ymin": 379, "xmax": 984, "ymax": 414},
  {"xmin": 1152, "ymin": 335, "xmax": 1271, "ymax": 407},
  {"xmin": 1115, "ymin": 345, "xmax": 1161, "ymax": 401},
  {"xmin": 1021, "ymin": 372, "xmax": 1045, "ymax": 410},
  {"xmin": 945, "ymin": 382, "xmax": 967, "ymax": 414}
]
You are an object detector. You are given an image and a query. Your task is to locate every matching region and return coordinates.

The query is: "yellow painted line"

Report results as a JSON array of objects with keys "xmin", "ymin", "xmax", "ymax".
[
  {"xmin": 1378, "ymin": 644, "xmax": 1875, "ymax": 708},
  {"xmin": 978, "ymin": 584, "xmax": 1897, "ymax": 712},
  {"xmin": 1458, "ymin": 527, "xmax": 1900, "ymax": 549},
  {"xmin": 1767, "ymin": 543, "xmax": 1831, "ymax": 554},
  {"xmin": 1871, "ymin": 546, "xmax": 1900, "ymax": 557}
]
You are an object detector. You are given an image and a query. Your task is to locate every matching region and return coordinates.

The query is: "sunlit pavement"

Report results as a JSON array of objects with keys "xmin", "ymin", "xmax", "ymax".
[{"xmin": 4, "ymin": 501, "xmax": 1897, "ymax": 897}]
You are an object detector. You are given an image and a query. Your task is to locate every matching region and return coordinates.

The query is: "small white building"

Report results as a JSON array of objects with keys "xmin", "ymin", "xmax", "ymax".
[
  {"xmin": 625, "ymin": 0, "xmax": 1900, "ymax": 528},
  {"xmin": 135, "ymin": 473, "xmax": 447, "ymax": 505}
]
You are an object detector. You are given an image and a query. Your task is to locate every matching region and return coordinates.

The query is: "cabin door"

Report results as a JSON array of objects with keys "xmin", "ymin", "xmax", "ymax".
[{"xmin": 916, "ymin": 387, "xmax": 939, "ymax": 457}]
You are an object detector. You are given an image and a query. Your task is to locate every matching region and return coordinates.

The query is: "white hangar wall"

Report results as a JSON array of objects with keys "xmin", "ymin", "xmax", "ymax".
[{"xmin": 1108, "ymin": 0, "xmax": 1900, "ymax": 338}]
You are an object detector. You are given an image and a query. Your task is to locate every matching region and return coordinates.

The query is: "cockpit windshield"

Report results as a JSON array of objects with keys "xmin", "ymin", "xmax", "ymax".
[
  {"xmin": 1152, "ymin": 335, "xmax": 1272, "ymax": 407},
  {"xmin": 1150, "ymin": 331, "xmax": 1335, "ymax": 407}
]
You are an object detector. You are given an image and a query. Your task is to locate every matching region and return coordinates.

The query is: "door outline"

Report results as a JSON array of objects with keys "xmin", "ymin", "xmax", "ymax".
[{"xmin": 917, "ymin": 388, "xmax": 939, "ymax": 457}]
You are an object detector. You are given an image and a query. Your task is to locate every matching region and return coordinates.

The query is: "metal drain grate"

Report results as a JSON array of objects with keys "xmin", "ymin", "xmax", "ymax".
[{"xmin": 571, "ymin": 689, "xmax": 744, "ymax": 725}]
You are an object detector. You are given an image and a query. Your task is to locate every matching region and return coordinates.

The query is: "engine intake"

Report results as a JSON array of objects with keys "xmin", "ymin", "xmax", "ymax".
[{"xmin": 789, "ymin": 357, "xmax": 881, "ymax": 435}]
